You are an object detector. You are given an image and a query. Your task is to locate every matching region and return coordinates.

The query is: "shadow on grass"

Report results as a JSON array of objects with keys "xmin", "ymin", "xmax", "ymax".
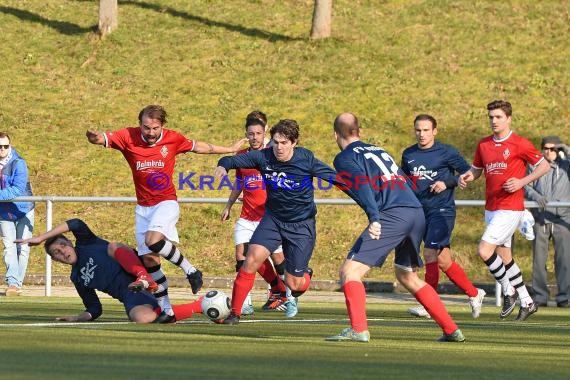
[
  {"xmin": 0, "ymin": 6, "xmax": 97, "ymax": 35},
  {"xmin": 120, "ymin": 0, "xmax": 302, "ymax": 42}
]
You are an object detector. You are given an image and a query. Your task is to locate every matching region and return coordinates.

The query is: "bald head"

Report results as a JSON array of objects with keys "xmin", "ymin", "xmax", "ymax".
[{"xmin": 333, "ymin": 113, "xmax": 360, "ymax": 139}]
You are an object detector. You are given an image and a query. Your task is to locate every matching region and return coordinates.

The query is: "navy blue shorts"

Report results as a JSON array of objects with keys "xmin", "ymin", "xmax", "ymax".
[
  {"xmin": 423, "ymin": 207, "xmax": 456, "ymax": 250},
  {"xmin": 123, "ymin": 290, "xmax": 158, "ymax": 316},
  {"xmin": 250, "ymin": 214, "xmax": 316, "ymax": 277},
  {"xmin": 347, "ymin": 207, "xmax": 425, "ymax": 269}
]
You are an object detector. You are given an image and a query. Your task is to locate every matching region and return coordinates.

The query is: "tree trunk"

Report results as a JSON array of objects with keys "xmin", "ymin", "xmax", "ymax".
[
  {"xmin": 310, "ymin": 0, "xmax": 332, "ymax": 39},
  {"xmin": 99, "ymin": 0, "xmax": 118, "ymax": 36}
]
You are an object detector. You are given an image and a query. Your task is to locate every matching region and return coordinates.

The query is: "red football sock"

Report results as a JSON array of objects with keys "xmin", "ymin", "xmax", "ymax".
[
  {"xmin": 424, "ymin": 262, "xmax": 439, "ymax": 291},
  {"xmin": 172, "ymin": 297, "xmax": 203, "ymax": 321},
  {"xmin": 299, "ymin": 272, "xmax": 311, "ymax": 293},
  {"xmin": 231, "ymin": 269, "xmax": 256, "ymax": 316},
  {"xmin": 343, "ymin": 281, "xmax": 368, "ymax": 332},
  {"xmin": 114, "ymin": 247, "xmax": 147, "ymax": 277},
  {"xmin": 414, "ymin": 284, "xmax": 458, "ymax": 335},
  {"xmin": 444, "ymin": 261, "xmax": 478, "ymax": 297},
  {"xmin": 257, "ymin": 258, "xmax": 276, "ymax": 282},
  {"xmin": 258, "ymin": 259, "xmax": 286, "ymax": 294}
]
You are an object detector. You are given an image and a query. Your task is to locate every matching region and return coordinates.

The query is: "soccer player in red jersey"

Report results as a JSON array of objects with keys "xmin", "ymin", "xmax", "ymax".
[
  {"xmin": 220, "ymin": 111, "xmax": 292, "ymax": 316},
  {"xmin": 86, "ymin": 105, "xmax": 245, "ymax": 323},
  {"xmin": 460, "ymin": 100, "xmax": 550, "ymax": 321}
]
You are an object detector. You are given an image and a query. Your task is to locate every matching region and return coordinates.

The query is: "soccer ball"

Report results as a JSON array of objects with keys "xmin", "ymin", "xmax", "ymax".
[{"xmin": 201, "ymin": 290, "xmax": 231, "ymax": 321}]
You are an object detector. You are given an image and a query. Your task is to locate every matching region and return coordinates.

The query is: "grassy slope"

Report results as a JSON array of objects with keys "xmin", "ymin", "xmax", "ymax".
[{"xmin": 0, "ymin": 0, "xmax": 568, "ymax": 281}]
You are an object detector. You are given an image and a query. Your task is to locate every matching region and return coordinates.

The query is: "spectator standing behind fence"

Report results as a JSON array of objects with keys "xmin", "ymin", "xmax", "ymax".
[
  {"xmin": 524, "ymin": 136, "xmax": 570, "ymax": 308},
  {"xmin": 86, "ymin": 104, "xmax": 245, "ymax": 323},
  {"xmin": 0, "ymin": 132, "xmax": 34, "ymax": 297},
  {"xmin": 459, "ymin": 100, "xmax": 550, "ymax": 321}
]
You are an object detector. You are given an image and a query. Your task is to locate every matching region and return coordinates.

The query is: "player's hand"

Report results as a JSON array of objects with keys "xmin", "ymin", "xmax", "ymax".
[
  {"xmin": 429, "ymin": 181, "xmax": 447, "ymax": 194},
  {"xmin": 368, "ymin": 221, "xmax": 381, "ymax": 240},
  {"xmin": 86, "ymin": 130, "xmax": 104, "ymax": 145},
  {"xmin": 458, "ymin": 172, "xmax": 473, "ymax": 188},
  {"xmin": 55, "ymin": 315, "xmax": 79, "ymax": 322},
  {"xmin": 537, "ymin": 196, "xmax": 548, "ymax": 210},
  {"xmin": 214, "ymin": 166, "xmax": 228, "ymax": 177},
  {"xmin": 14, "ymin": 236, "xmax": 43, "ymax": 246},
  {"xmin": 229, "ymin": 138, "xmax": 248, "ymax": 152},
  {"xmin": 502, "ymin": 177, "xmax": 523, "ymax": 193},
  {"xmin": 221, "ymin": 207, "xmax": 231, "ymax": 221}
]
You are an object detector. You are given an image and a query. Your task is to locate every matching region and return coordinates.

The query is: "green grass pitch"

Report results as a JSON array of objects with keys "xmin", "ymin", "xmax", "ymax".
[{"xmin": 1, "ymin": 297, "xmax": 569, "ymax": 379}]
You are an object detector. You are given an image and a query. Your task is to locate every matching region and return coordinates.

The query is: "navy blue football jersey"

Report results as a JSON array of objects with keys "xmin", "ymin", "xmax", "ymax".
[
  {"xmin": 218, "ymin": 146, "xmax": 339, "ymax": 223},
  {"xmin": 333, "ymin": 141, "xmax": 421, "ymax": 223},
  {"xmin": 401, "ymin": 142, "xmax": 470, "ymax": 210},
  {"xmin": 67, "ymin": 219, "xmax": 134, "ymax": 319}
]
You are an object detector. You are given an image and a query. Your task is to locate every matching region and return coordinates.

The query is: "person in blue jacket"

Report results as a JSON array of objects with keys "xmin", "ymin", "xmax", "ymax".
[{"xmin": 0, "ymin": 132, "xmax": 34, "ymax": 296}]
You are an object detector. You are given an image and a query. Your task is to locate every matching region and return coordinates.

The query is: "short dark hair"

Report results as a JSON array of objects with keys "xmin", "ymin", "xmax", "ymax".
[
  {"xmin": 245, "ymin": 111, "xmax": 267, "ymax": 130},
  {"xmin": 0, "ymin": 132, "xmax": 11, "ymax": 142},
  {"xmin": 44, "ymin": 234, "xmax": 71, "ymax": 256},
  {"xmin": 333, "ymin": 113, "xmax": 360, "ymax": 139},
  {"xmin": 138, "ymin": 105, "xmax": 167, "ymax": 125},
  {"xmin": 487, "ymin": 100, "xmax": 512, "ymax": 117},
  {"xmin": 270, "ymin": 119, "xmax": 299, "ymax": 143},
  {"xmin": 413, "ymin": 114, "xmax": 437, "ymax": 129},
  {"xmin": 541, "ymin": 135, "xmax": 562, "ymax": 148}
]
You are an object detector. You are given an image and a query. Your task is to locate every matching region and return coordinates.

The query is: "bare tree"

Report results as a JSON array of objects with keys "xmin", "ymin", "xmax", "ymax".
[
  {"xmin": 99, "ymin": 0, "xmax": 118, "ymax": 36},
  {"xmin": 310, "ymin": 0, "xmax": 332, "ymax": 39}
]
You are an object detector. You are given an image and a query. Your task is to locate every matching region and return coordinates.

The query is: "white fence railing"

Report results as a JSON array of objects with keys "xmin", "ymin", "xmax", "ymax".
[{"xmin": 5, "ymin": 196, "xmax": 570, "ymax": 306}]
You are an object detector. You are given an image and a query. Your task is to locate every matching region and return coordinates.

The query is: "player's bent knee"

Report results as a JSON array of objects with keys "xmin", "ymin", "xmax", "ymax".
[
  {"xmin": 129, "ymin": 305, "xmax": 158, "ymax": 323},
  {"xmin": 147, "ymin": 240, "xmax": 166, "ymax": 253},
  {"xmin": 142, "ymin": 254, "xmax": 160, "ymax": 268}
]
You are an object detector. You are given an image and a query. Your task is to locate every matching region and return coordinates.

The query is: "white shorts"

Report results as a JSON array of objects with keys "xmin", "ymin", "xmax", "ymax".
[
  {"xmin": 234, "ymin": 217, "xmax": 282, "ymax": 253},
  {"xmin": 481, "ymin": 210, "xmax": 524, "ymax": 247},
  {"xmin": 135, "ymin": 200, "xmax": 180, "ymax": 255}
]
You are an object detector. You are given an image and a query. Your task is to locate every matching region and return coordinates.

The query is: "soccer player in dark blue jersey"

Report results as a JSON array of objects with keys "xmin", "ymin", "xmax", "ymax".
[
  {"xmin": 325, "ymin": 113, "xmax": 464, "ymax": 343},
  {"xmin": 401, "ymin": 114, "xmax": 485, "ymax": 319},
  {"xmin": 16, "ymin": 219, "xmax": 203, "ymax": 323},
  {"xmin": 214, "ymin": 119, "xmax": 340, "ymax": 324}
]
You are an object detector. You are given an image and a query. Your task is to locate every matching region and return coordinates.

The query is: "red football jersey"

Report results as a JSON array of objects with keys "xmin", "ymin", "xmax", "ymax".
[
  {"xmin": 235, "ymin": 147, "xmax": 267, "ymax": 221},
  {"xmin": 472, "ymin": 131, "xmax": 543, "ymax": 211},
  {"xmin": 105, "ymin": 127, "xmax": 195, "ymax": 206}
]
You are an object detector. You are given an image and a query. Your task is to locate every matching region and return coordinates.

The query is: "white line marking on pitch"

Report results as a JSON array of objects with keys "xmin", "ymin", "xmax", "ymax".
[{"xmin": 0, "ymin": 318, "xmax": 370, "ymax": 328}]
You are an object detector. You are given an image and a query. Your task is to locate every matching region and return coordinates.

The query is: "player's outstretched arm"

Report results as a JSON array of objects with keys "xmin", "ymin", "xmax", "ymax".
[
  {"xmin": 193, "ymin": 138, "xmax": 247, "ymax": 154},
  {"xmin": 14, "ymin": 221, "xmax": 71, "ymax": 246},
  {"xmin": 86, "ymin": 130, "xmax": 105, "ymax": 145}
]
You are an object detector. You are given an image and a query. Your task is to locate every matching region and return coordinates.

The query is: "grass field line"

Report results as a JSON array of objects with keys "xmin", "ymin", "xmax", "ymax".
[
  {"xmin": 0, "ymin": 317, "xmax": 374, "ymax": 328},
  {"xmin": 3, "ymin": 317, "xmax": 569, "ymax": 330}
]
